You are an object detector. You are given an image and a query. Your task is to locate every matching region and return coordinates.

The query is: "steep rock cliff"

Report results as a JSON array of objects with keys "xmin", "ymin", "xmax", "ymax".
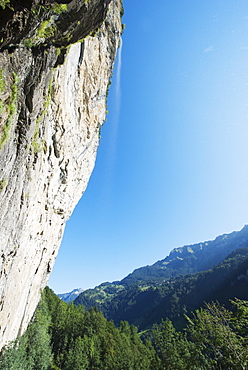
[{"xmin": 0, "ymin": 0, "xmax": 123, "ymax": 348}]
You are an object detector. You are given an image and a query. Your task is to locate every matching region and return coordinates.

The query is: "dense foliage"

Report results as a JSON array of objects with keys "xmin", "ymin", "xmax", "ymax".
[
  {"xmin": 0, "ymin": 287, "xmax": 158, "ymax": 369},
  {"xmin": 1, "ymin": 288, "xmax": 248, "ymax": 369},
  {"xmin": 150, "ymin": 300, "xmax": 248, "ymax": 369}
]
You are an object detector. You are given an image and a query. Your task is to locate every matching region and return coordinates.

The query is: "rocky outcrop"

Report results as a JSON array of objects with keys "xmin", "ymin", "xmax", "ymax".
[{"xmin": 0, "ymin": 0, "xmax": 123, "ymax": 348}]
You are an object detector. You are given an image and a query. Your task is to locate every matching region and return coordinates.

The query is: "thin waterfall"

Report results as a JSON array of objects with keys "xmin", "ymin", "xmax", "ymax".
[
  {"xmin": 115, "ymin": 36, "xmax": 123, "ymax": 115},
  {"xmin": 110, "ymin": 36, "xmax": 122, "ymax": 166},
  {"xmin": 108, "ymin": 37, "xmax": 123, "ymax": 158}
]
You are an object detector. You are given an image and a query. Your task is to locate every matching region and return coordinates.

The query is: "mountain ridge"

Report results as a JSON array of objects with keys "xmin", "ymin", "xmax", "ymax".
[
  {"xmin": 71, "ymin": 225, "xmax": 248, "ymax": 330},
  {"xmin": 121, "ymin": 225, "xmax": 248, "ymax": 285},
  {"xmin": 58, "ymin": 226, "xmax": 248, "ymax": 303},
  {"xmin": 75, "ymin": 247, "xmax": 248, "ymax": 331}
]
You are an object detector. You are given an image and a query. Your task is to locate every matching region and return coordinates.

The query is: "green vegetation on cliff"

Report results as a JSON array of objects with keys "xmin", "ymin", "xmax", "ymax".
[{"xmin": 0, "ymin": 71, "xmax": 18, "ymax": 150}]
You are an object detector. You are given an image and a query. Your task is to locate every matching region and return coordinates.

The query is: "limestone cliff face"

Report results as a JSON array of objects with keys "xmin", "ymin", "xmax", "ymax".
[{"xmin": 0, "ymin": 0, "xmax": 123, "ymax": 348}]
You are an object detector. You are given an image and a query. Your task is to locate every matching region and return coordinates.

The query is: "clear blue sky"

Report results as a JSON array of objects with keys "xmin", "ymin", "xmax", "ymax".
[{"xmin": 49, "ymin": 0, "xmax": 248, "ymax": 293}]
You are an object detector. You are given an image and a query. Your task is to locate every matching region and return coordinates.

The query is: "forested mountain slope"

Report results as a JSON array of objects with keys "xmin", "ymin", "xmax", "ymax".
[
  {"xmin": 75, "ymin": 246, "xmax": 248, "ymax": 330},
  {"xmin": 74, "ymin": 226, "xmax": 248, "ymax": 328}
]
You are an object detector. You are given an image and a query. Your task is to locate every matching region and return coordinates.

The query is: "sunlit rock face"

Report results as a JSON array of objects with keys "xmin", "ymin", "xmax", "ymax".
[{"xmin": 0, "ymin": 0, "xmax": 123, "ymax": 348}]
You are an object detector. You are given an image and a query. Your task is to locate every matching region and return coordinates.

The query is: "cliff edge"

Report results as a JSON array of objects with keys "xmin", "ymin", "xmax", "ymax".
[{"xmin": 0, "ymin": 0, "xmax": 123, "ymax": 348}]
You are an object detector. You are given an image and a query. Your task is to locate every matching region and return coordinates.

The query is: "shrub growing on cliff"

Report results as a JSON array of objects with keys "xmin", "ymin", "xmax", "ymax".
[
  {"xmin": 51, "ymin": 3, "xmax": 67, "ymax": 14},
  {"xmin": 0, "ymin": 72, "xmax": 18, "ymax": 150},
  {"xmin": 0, "ymin": 0, "xmax": 12, "ymax": 10}
]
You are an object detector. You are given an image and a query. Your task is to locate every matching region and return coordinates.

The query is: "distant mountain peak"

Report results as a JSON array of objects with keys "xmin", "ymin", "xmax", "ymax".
[{"xmin": 58, "ymin": 288, "xmax": 84, "ymax": 303}]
